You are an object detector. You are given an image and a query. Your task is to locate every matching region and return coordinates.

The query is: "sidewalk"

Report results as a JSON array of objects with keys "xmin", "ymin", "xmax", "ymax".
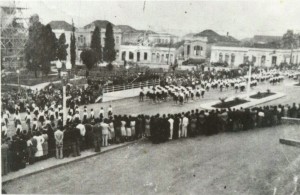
[{"xmin": 2, "ymin": 141, "xmax": 137, "ymax": 184}]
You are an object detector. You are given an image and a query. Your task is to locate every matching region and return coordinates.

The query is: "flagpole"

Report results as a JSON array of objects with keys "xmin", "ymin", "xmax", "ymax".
[{"xmin": 247, "ymin": 63, "xmax": 252, "ymax": 99}]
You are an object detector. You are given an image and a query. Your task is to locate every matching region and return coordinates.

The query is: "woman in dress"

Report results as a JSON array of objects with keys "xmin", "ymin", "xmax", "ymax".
[
  {"xmin": 42, "ymin": 130, "xmax": 49, "ymax": 159},
  {"xmin": 144, "ymin": 116, "xmax": 151, "ymax": 138},
  {"xmin": 34, "ymin": 131, "xmax": 45, "ymax": 161},
  {"xmin": 108, "ymin": 117, "xmax": 115, "ymax": 144},
  {"xmin": 130, "ymin": 116, "xmax": 136, "ymax": 140},
  {"xmin": 126, "ymin": 116, "xmax": 132, "ymax": 141},
  {"xmin": 120, "ymin": 117, "xmax": 127, "ymax": 142}
]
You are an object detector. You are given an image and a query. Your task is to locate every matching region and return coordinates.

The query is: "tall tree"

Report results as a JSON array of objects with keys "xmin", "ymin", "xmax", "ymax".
[
  {"xmin": 42, "ymin": 24, "xmax": 58, "ymax": 76},
  {"xmin": 70, "ymin": 23, "xmax": 76, "ymax": 67},
  {"xmin": 103, "ymin": 23, "xmax": 116, "ymax": 63},
  {"xmin": 91, "ymin": 26, "xmax": 102, "ymax": 62},
  {"xmin": 57, "ymin": 33, "xmax": 68, "ymax": 61},
  {"xmin": 80, "ymin": 49, "xmax": 98, "ymax": 77},
  {"xmin": 25, "ymin": 14, "xmax": 44, "ymax": 77},
  {"xmin": 282, "ymin": 30, "xmax": 296, "ymax": 49}
]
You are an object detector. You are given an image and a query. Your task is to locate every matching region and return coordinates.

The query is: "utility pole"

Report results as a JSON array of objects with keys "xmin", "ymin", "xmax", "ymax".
[{"xmin": 246, "ymin": 63, "xmax": 252, "ymax": 99}]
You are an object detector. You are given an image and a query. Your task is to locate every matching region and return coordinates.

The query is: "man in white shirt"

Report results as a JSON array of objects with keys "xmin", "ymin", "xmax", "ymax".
[
  {"xmin": 182, "ymin": 115, "xmax": 189, "ymax": 138},
  {"xmin": 99, "ymin": 107, "xmax": 104, "ymax": 118},
  {"xmin": 168, "ymin": 116, "xmax": 174, "ymax": 140}
]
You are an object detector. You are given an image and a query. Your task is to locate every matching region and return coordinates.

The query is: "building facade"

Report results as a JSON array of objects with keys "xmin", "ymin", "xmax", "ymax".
[
  {"xmin": 210, "ymin": 46, "xmax": 300, "ymax": 67},
  {"xmin": 118, "ymin": 45, "xmax": 176, "ymax": 65},
  {"xmin": 182, "ymin": 37, "xmax": 210, "ymax": 60},
  {"xmin": 148, "ymin": 33, "xmax": 179, "ymax": 45}
]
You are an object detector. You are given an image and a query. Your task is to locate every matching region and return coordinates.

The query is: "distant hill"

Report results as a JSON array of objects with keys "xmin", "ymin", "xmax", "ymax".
[
  {"xmin": 83, "ymin": 20, "xmax": 114, "ymax": 29},
  {"xmin": 194, "ymin": 29, "xmax": 239, "ymax": 43}
]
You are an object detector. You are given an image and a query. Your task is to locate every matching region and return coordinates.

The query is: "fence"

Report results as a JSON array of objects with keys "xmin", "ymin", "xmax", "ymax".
[{"xmin": 103, "ymin": 79, "xmax": 160, "ymax": 93}]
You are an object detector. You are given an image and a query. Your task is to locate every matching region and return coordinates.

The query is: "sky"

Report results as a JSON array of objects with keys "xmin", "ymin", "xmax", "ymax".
[{"xmin": 4, "ymin": 0, "xmax": 300, "ymax": 39}]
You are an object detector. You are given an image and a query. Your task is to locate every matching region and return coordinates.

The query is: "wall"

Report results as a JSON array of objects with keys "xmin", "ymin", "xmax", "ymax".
[
  {"xmin": 118, "ymin": 45, "xmax": 176, "ymax": 64},
  {"xmin": 210, "ymin": 46, "xmax": 300, "ymax": 67}
]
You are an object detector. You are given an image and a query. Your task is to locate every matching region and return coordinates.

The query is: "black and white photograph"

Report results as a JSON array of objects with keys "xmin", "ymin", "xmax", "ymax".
[{"xmin": 1, "ymin": 0, "xmax": 300, "ymax": 194}]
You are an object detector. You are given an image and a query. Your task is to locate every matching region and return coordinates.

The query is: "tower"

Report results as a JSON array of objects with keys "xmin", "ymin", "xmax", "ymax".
[{"xmin": 1, "ymin": 1, "xmax": 29, "ymax": 69}]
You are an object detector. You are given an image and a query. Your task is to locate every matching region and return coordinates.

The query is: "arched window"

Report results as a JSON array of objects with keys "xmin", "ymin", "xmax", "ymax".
[
  {"xmin": 225, "ymin": 54, "xmax": 229, "ymax": 63},
  {"xmin": 129, "ymin": 52, "xmax": 134, "ymax": 60},
  {"xmin": 156, "ymin": 53, "xmax": 160, "ymax": 62},
  {"xmin": 161, "ymin": 54, "xmax": 164, "ymax": 63},
  {"xmin": 194, "ymin": 46, "xmax": 201, "ymax": 56},
  {"xmin": 219, "ymin": 53, "xmax": 223, "ymax": 62},
  {"xmin": 261, "ymin": 55, "xmax": 266, "ymax": 65}
]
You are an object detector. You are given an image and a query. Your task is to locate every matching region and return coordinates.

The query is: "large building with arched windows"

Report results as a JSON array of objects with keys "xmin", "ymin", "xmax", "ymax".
[
  {"xmin": 210, "ymin": 46, "xmax": 300, "ymax": 67},
  {"xmin": 118, "ymin": 45, "xmax": 177, "ymax": 65}
]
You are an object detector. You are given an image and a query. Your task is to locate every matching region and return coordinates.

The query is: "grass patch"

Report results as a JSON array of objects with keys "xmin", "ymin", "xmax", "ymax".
[
  {"xmin": 250, "ymin": 92, "xmax": 276, "ymax": 99},
  {"xmin": 212, "ymin": 98, "xmax": 249, "ymax": 108},
  {"xmin": 2, "ymin": 71, "xmax": 74, "ymax": 86}
]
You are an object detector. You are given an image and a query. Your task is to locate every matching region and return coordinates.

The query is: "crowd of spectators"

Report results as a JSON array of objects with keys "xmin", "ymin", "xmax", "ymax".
[{"xmin": 2, "ymin": 102, "xmax": 300, "ymax": 176}]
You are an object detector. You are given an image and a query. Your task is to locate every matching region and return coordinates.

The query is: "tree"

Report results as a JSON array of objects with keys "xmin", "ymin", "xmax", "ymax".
[
  {"xmin": 282, "ymin": 30, "xmax": 296, "ymax": 49},
  {"xmin": 106, "ymin": 63, "xmax": 114, "ymax": 71},
  {"xmin": 42, "ymin": 24, "xmax": 57, "ymax": 76},
  {"xmin": 25, "ymin": 14, "xmax": 44, "ymax": 77},
  {"xmin": 91, "ymin": 26, "xmax": 102, "ymax": 62},
  {"xmin": 57, "ymin": 33, "xmax": 68, "ymax": 62},
  {"xmin": 103, "ymin": 23, "xmax": 116, "ymax": 62},
  {"xmin": 80, "ymin": 49, "xmax": 97, "ymax": 77},
  {"xmin": 282, "ymin": 30, "xmax": 297, "ymax": 64},
  {"xmin": 70, "ymin": 24, "xmax": 76, "ymax": 67}
]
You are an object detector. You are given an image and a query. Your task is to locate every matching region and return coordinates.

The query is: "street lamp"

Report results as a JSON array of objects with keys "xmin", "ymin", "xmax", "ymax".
[
  {"xmin": 56, "ymin": 60, "xmax": 62, "ymax": 79},
  {"xmin": 66, "ymin": 61, "xmax": 72, "ymax": 81},
  {"xmin": 16, "ymin": 69, "xmax": 20, "ymax": 93}
]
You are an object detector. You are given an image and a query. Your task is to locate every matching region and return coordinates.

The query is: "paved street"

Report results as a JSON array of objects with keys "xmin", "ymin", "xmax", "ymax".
[{"xmin": 3, "ymin": 124, "xmax": 299, "ymax": 194}]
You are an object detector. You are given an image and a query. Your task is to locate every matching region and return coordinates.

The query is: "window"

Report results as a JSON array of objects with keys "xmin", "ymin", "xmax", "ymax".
[
  {"xmin": 144, "ymin": 52, "xmax": 148, "ymax": 60},
  {"xmin": 152, "ymin": 53, "xmax": 156, "ymax": 62},
  {"xmin": 219, "ymin": 53, "xmax": 223, "ymax": 62},
  {"xmin": 116, "ymin": 36, "xmax": 120, "ymax": 44},
  {"xmin": 187, "ymin": 45, "xmax": 190, "ymax": 55},
  {"xmin": 194, "ymin": 46, "xmax": 201, "ymax": 56},
  {"xmin": 225, "ymin": 54, "xmax": 229, "ymax": 63},
  {"xmin": 161, "ymin": 54, "xmax": 164, "ymax": 62},
  {"xmin": 261, "ymin": 56, "xmax": 266, "ymax": 65},
  {"xmin": 231, "ymin": 54, "xmax": 235, "ymax": 64},
  {"xmin": 252, "ymin": 56, "xmax": 256, "ymax": 64},
  {"xmin": 129, "ymin": 52, "xmax": 134, "ymax": 60},
  {"xmin": 156, "ymin": 53, "xmax": 160, "ymax": 62},
  {"xmin": 243, "ymin": 55, "xmax": 249, "ymax": 64}
]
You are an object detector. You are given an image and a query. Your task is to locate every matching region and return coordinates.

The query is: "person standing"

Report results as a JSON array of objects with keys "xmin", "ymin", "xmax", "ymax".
[
  {"xmin": 99, "ymin": 107, "xmax": 104, "ymax": 119},
  {"xmin": 2, "ymin": 140, "xmax": 9, "ymax": 175},
  {"xmin": 34, "ymin": 132, "xmax": 44, "ymax": 161},
  {"xmin": 144, "ymin": 116, "xmax": 151, "ymax": 138},
  {"xmin": 182, "ymin": 115, "xmax": 189, "ymax": 138},
  {"xmin": 108, "ymin": 105, "xmax": 113, "ymax": 118},
  {"xmin": 92, "ymin": 119, "xmax": 102, "ymax": 152},
  {"xmin": 168, "ymin": 115, "xmax": 174, "ymax": 140},
  {"xmin": 54, "ymin": 128, "xmax": 64, "ymax": 159},
  {"xmin": 101, "ymin": 119, "xmax": 110, "ymax": 147},
  {"xmin": 25, "ymin": 111, "xmax": 32, "ymax": 132}
]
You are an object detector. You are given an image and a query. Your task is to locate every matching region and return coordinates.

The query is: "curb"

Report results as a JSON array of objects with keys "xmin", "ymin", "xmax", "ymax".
[
  {"xmin": 2, "ymin": 141, "xmax": 138, "ymax": 185},
  {"xmin": 279, "ymin": 138, "xmax": 300, "ymax": 148}
]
